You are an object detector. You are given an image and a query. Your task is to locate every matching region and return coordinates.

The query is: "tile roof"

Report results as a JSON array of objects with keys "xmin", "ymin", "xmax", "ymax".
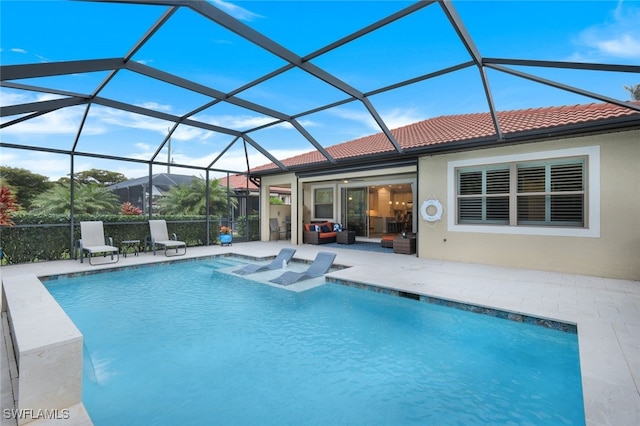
[
  {"xmin": 251, "ymin": 102, "xmax": 640, "ymax": 173},
  {"xmin": 218, "ymin": 173, "xmax": 258, "ymax": 191},
  {"xmin": 218, "ymin": 173, "xmax": 289, "ymax": 193}
]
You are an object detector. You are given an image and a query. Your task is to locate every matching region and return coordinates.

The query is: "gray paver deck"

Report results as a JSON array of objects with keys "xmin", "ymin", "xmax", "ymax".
[{"xmin": 1, "ymin": 241, "xmax": 638, "ymax": 425}]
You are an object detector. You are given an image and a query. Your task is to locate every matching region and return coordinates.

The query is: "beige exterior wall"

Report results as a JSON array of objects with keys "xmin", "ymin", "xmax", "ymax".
[{"xmin": 417, "ymin": 129, "xmax": 640, "ymax": 280}]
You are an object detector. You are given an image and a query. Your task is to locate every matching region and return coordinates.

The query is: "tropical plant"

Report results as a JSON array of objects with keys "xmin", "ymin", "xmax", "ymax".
[
  {"xmin": 120, "ymin": 202, "xmax": 142, "ymax": 215},
  {"xmin": 30, "ymin": 183, "xmax": 120, "ymax": 214},
  {"xmin": 624, "ymin": 84, "xmax": 640, "ymax": 100},
  {"xmin": 0, "ymin": 185, "xmax": 20, "ymax": 226},
  {"xmin": 0, "ymin": 166, "xmax": 53, "ymax": 210},
  {"xmin": 56, "ymin": 169, "xmax": 128, "ymax": 187},
  {"xmin": 270, "ymin": 196, "xmax": 284, "ymax": 205},
  {"xmin": 157, "ymin": 177, "xmax": 238, "ymax": 215}
]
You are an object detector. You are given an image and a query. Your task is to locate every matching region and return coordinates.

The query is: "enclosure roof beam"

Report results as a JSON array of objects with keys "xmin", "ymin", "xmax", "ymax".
[
  {"xmin": 0, "ymin": 58, "xmax": 124, "ymax": 81},
  {"xmin": 0, "ymin": 97, "xmax": 88, "ymax": 117}
]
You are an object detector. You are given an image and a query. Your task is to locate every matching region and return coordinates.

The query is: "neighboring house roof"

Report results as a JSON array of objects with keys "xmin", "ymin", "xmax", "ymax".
[
  {"xmin": 251, "ymin": 102, "xmax": 640, "ymax": 174},
  {"xmin": 218, "ymin": 174, "xmax": 259, "ymax": 191},
  {"xmin": 219, "ymin": 173, "xmax": 290, "ymax": 194},
  {"xmin": 108, "ymin": 173, "xmax": 198, "ymax": 192}
]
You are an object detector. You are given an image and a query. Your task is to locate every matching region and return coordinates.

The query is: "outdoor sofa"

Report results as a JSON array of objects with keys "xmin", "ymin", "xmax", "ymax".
[{"xmin": 303, "ymin": 221, "xmax": 338, "ymax": 245}]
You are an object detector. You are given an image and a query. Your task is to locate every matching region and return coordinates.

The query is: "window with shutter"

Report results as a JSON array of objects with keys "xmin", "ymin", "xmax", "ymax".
[
  {"xmin": 456, "ymin": 157, "xmax": 585, "ymax": 228},
  {"xmin": 457, "ymin": 167, "xmax": 509, "ymax": 224}
]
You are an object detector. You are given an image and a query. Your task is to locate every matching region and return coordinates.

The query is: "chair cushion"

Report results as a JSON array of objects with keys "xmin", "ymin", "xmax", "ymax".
[{"xmin": 381, "ymin": 235, "xmax": 395, "ymax": 248}]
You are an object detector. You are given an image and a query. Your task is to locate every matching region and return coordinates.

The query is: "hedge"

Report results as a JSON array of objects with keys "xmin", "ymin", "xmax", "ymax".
[{"xmin": 0, "ymin": 213, "xmax": 260, "ymax": 264}]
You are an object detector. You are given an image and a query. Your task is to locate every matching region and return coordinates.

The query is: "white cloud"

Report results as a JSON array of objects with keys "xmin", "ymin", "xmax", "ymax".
[
  {"xmin": 594, "ymin": 33, "xmax": 640, "ymax": 58},
  {"xmin": 330, "ymin": 108, "xmax": 378, "ymax": 131},
  {"xmin": 195, "ymin": 113, "xmax": 279, "ymax": 130},
  {"xmin": 10, "ymin": 48, "xmax": 27, "ymax": 54},
  {"xmin": 210, "ymin": 0, "xmax": 263, "ymax": 21},
  {"xmin": 379, "ymin": 107, "xmax": 425, "ymax": 130},
  {"xmin": 206, "ymin": 146, "xmax": 311, "ymax": 176},
  {"xmin": 94, "ymin": 108, "xmax": 174, "ymax": 135},
  {"xmin": 134, "ymin": 142, "xmax": 153, "ymax": 151},
  {"xmin": 1, "ymin": 90, "xmax": 67, "ymax": 107},
  {"xmin": 0, "ymin": 90, "xmax": 32, "ymax": 106},
  {"xmin": 134, "ymin": 59, "xmax": 153, "ymax": 66},
  {"xmin": 2, "ymin": 106, "xmax": 105, "ymax": 136},
  {"xmin": 571, "ymin": 1, "xmax": 640, "ymax": 61},
  {"xmin": 173, "ymin": 125, "xmax": 214, "ymax": 142},
  {"xmin": 329, "ymin": 106, "xmax": 424, "ymax": 132},
  {"xmin": 0, "ymin": 151, "xmax": 69, "ymax": 181},
  {"xmin": 1, "ymin": 91, "xmax": 106, "ymax": 135},
  {"xmin": 138, "ymin": 101, "xmax": 172, "ymax": 112}
]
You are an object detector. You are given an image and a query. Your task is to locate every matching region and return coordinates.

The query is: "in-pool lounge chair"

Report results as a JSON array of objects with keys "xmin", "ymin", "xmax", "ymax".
[
  {"xmin": 79, "ymin": 221, "xmax": 119, "ymax": 265},
  {"xmin": 233, "ymin": 248, "xmax": 296, "ymax": 275},
  {"xmin": 149, "ymin": 219, "xmax": 187, "ymax": 256},
  {"xmin": 269, "ymin": 251, "xmax": 336, "ymax": 286}
]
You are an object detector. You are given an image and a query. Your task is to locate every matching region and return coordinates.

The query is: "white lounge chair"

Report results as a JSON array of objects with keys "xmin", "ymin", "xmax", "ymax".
[
  {"xmin": 269, "ymin": 251, "xmax": 336, "ymax": 286},
  {"xmin": 233, "ymin": 248, "xmax": 296, "ymax": 275},
  {"xmin": 149, "ymin": 219, "xmax": 187, "ymax": 256},
  {"xmin": 79, "ymin": 221, "xmax": 119, "ymax": 265}
]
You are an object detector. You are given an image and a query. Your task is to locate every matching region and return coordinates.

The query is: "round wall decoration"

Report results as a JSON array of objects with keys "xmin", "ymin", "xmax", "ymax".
[{"xmin": 420, "ymin": 199, "xmax": 443, "ymax": 222}]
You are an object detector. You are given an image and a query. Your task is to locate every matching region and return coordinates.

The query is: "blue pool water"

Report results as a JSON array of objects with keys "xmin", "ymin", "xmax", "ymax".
[{"xmin": 45, "ymin": 257, "xmax": 584, "ymax": 425}]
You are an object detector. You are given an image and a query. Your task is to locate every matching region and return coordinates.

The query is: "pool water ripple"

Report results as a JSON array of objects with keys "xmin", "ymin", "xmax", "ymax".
[{"xmin": 45, "ymin": 257, "xmax": 585, "ymax": 425}]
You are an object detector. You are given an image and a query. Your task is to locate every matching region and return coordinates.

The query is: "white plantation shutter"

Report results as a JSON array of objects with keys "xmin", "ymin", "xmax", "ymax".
[
  {"xmin": 457, "ymin": 167, "xmax": 509, "ymax": 224},
  {"xmin": 517, "ymin": 159, "xmax": 584, "ymax": 226},
  {"xmin": 457, "ymin": 157, "xmax": 585, "ymax": 227}
]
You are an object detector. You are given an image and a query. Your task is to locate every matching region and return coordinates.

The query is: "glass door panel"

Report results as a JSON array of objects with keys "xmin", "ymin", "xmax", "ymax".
[{"xmin": 342, "ymin": 187, "xmax": 368, "ymax": 237}]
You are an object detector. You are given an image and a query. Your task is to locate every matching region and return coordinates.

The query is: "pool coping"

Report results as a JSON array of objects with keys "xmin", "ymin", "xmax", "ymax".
[
  {"xmin": 40, "ymin": 254, "xmax": 577, "ymax": 333},
  {"xmin": 1, "ymin": 242, "xmax": 638, "ymax": 425},
  {"xmin": 326, "ymin": 276, "xmax": 578, "ymax": 333}
]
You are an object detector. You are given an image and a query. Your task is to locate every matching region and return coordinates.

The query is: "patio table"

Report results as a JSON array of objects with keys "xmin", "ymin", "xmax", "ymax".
[{"xmin": 121, "ymin": 240, "xmax": 140, "ymax": 258}]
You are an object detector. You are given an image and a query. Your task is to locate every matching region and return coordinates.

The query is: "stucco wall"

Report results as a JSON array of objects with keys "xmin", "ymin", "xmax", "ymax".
[
  {"xmin": 417, "ymin": 129, "xmax": 640, "ymax": 280},
  {"xmin": 260, "ymin": 173, "xmax": 297, "ymax": 242}
]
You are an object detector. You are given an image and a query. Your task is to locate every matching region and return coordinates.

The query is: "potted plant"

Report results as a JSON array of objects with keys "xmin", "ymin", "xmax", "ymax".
[{"xmin": 220, "ymin": 226, "xmax": 232, "ymax": 246}]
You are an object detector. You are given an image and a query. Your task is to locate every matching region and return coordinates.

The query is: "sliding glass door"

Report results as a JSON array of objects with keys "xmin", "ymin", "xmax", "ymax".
[{"xmin": 342, "ymin": 187, "xmax": 368, "ymax": 237}]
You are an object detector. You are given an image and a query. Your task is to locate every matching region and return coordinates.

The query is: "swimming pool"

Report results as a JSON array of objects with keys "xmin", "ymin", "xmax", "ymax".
[{"xmin": 45, "ymin": 256, "xmax": 584, "ymax": 425}]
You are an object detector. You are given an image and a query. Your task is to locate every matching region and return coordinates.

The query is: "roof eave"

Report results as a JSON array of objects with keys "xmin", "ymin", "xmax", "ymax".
[{"xmin": 250, "ymin": 116, "xmax": 639, "ymax": 178}]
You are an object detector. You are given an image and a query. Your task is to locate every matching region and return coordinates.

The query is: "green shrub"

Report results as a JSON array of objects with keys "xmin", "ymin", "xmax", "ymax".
[
  {"xmin": 235, "ymin": 215, "xmax": 260, "ymax": 240},
  {"xmin": 0, "ymin": 213, "xmax": 238, "ymax": 264}
]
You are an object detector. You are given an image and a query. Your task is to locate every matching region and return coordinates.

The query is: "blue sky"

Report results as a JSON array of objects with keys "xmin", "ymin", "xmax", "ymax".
[{"xmin": 1, "ymin": 0, "xmax": 639, "ymax": 181}]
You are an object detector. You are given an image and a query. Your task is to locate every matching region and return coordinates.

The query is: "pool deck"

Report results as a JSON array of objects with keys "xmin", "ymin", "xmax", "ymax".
[{"xmin": 1, "ymin": 241, "xmax": 639, "ymax": 425}]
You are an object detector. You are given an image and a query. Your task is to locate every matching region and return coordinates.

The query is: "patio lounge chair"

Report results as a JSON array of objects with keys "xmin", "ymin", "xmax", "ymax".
[
  {"xmin": 233, "ymin": 248, "xmax": 296, "ymax": 275},
  {"xmin": 149, "ymin": 219, "xmax": 187, "ymax": 256},
  {"xmin": 269, "ymin": 251, "xmax": 336, "ymax": 286},
  {"xmin": 269, "ymin": 218, "xmax": 285, "ymax": 240},
  {"xmin": 79, "ymin": 221, "xmax": 119, "ymax": 265}
]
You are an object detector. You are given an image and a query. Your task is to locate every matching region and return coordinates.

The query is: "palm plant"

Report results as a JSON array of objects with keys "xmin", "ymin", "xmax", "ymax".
[
  {"xmin": 157, "ymin": 177, "xmax": 238, "ymax": 215},
  {"xmin": 624, "ymin": 84, "xmax": 640, "ymax": 100},
  {"xmin": 31, "ymin": 183, "xmax": 120, "ymax": 214}
]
